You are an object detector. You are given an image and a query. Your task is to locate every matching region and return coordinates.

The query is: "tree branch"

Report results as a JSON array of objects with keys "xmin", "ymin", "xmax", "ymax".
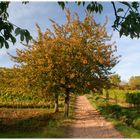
[
  {"xmin": 111, "ymin": 1, "xmax": 118, "ymax": 19},
  {"xmin": 119, "ymin": 7, "xmax": 130, "ymax": 25}
]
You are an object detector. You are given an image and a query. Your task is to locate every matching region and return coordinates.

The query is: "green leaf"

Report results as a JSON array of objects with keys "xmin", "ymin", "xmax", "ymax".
[
  {"xmin": 132, "ymin": 2, "xmax": 139, "ymax": 10},
  {"xmin": 87, "ymin": 4, "xmax": 92, "ymax": 12},
  {"xmin": 117, "ymin": 8, "xmax": 124, "ymax": 13},
  {"xmin": 4, "ymin": 41, "xmax": 9, "ymax": 49},
  {"xmin": 24, "ymin": 30, "xmax": 32, "ymax": 44},
  {"xmin": 10, "ymin": 35, "xmax": 16, "ymax": 45},
  {"xmin": 0, "ymin": 36, "xmax": 4, "ymax": 48},
  {"xmin": 20, "ymin": 33, "xmax": 24, "ymax": 42},
  {"xmin": 82, "ymin": 2, "xmax": 85, "ymax": 6},
  {"xmin": 98, "ymin": 4, "xmax": 103, "ymax": 13},
  {"xmin": 76, "ymin": 2, "xmax": 81, "ymax": 6},
  {"xmin": 15, "ymin": 27, "xmax": 21, "ymax": 36},
  {"xmin": 58, "ymin": 2, "xmax": 65, "ymax": 10}
]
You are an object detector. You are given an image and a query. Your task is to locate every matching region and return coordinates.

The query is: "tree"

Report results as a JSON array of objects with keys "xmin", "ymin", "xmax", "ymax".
[
  {"xmin": 0, "ymin": 2, "xmax": 32, "ymax": 49},
  {"xmin": 109, "ymin": 74, "xmax": 121, "ymax": 88},
  {"xmin": 129, "ymin": 76, "xmax": 140, "ymax": 90},
  {"xmin": 47, "ymin": 10, "xmax": 119, "ymax": 117},
  {"xmin": 10, "ymin": 10, "xmax": 119, "ymax": 117},
  {"xmin": 58, "ymin": 2, "xmax": 140, "ymax": 39}
]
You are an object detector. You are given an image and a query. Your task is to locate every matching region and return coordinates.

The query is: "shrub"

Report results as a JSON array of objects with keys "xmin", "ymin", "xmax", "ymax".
[
  {"xmin": 108, "ymin": 105, "xmax": 122, "ymax": 118},
  {"xmin": 132, "ymin": 118, "xmax": 140, "ymax": 130},
  {"xmin": 108, "ymin": 104, "xmax": 122, "ymax": 112},
  {"xmin": 126, "ymin": 92, "xmax": 140, "ymax": 107}
]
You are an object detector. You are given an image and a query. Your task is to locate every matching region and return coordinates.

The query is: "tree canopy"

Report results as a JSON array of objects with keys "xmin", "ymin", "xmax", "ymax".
[{"xmin": 10, "ymin": 10, "xmax": 119, "ymax": 117}]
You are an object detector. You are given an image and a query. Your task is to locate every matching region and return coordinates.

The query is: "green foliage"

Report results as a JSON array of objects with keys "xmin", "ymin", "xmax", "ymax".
[
  {"xmin": 126, "ymin": 92, "xmax": 140, "ymax": 107},
  {"xmin": 108, "ymin": 104, "xmax": 122, "ymax": 113},
  {"xmin": 133, "ymin": 118, "xmax": 140, "ymax": 130},
  {"xmin": 0, "ymin": 2, "xmax": 32, "ymax": 49}
]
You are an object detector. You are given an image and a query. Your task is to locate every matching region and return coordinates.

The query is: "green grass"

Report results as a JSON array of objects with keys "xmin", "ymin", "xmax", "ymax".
[{"xmin": 87, "ymin": 94, "xmax": 140, "ymax": 138}]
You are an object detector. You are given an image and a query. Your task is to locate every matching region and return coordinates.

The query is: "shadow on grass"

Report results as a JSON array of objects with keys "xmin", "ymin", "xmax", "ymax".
[
  {"xmin": 0, "ymin": 95, "xmax": 76, "ymax": 138},
  {"xmin": 0, "ymin": 108, "xmax": 74, "ymax": 138},
  {"xmin": 0, "ymin": 111, "xmax": 55, "ymax": 138}
]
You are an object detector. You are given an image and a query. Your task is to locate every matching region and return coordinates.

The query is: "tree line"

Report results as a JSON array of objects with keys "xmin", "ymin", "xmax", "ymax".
[{"xmin": 109, "ymin": 74, "xmax": 140, "ymax": 90}]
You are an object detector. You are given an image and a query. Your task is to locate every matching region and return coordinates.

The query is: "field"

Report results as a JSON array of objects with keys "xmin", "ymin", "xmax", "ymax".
[
  {"xmin": 0, "ymin": 89, "xmax": 75, "ymax": 138},
  {"xmin": 0, "ymin": 88, "xmax": 61, "ymax": 108}
]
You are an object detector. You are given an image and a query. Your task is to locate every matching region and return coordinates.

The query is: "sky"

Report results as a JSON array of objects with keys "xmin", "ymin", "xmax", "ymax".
[{"xmin": 0, "ymin": 2, "xmax": 140, "ymax": 82}]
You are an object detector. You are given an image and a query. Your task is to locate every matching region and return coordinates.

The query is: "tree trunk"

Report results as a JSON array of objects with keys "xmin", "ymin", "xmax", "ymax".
[
  {"xmin": 54, "ymin": 94, "xmax": 59, "ymax": 113},
  {"xmin": 64, "ymin": 92, "xmax": 69, "ymax": 117}
]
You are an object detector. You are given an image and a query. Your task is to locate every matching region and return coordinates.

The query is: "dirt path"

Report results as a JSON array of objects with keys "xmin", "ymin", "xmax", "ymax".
[{"xmin": 68, "ymin": 95, "xmax": 123, "ymax": 138}]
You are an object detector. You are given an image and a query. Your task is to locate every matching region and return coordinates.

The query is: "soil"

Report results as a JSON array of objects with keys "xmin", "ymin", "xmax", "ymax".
[{"xmin": 68, "ymin": 95, "xmax": 123, "ymax": 138}]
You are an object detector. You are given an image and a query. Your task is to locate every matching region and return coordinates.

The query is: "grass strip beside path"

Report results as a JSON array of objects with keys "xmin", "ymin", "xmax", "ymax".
[{"xmin": 86, "ymin": 94, "xmax": 140, "ymax": 138}]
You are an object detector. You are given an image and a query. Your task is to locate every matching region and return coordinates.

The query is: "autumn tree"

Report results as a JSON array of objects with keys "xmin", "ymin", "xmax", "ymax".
[
  {"xmin": 10, "ymin": 10, "xmax": 119, "ymax": 117},
  {"xmin": 46, "ymin": 10, "xmax": 119, "ymax": 117}
]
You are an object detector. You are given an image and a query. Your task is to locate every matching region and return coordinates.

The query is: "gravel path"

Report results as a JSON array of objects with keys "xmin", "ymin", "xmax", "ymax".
[{"xmin": 69, "ymin": 95, "xmax": 123, "ymax": 138}]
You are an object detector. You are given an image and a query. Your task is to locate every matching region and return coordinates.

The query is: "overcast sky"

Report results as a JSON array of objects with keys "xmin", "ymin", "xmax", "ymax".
[{"xmin": 0, "ymin": 2, "xmax": 140, "ymax": 82}]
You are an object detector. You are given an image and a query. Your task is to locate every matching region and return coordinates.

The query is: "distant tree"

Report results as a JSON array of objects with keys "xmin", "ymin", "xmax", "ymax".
[
  {"xmin": 119, "ymin": 80, "xmax": 130, "ymax": 90},
  {"xmin": 10, "ymin": 10, "xmax": 119, "ymax": 117},
  {"xmin": 109, "ymin": 74, "xmax": 121, "ymax": 88},
  {"xmin": 129, "ymin": 76, "xmax": 140, "ymax": 90}
]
